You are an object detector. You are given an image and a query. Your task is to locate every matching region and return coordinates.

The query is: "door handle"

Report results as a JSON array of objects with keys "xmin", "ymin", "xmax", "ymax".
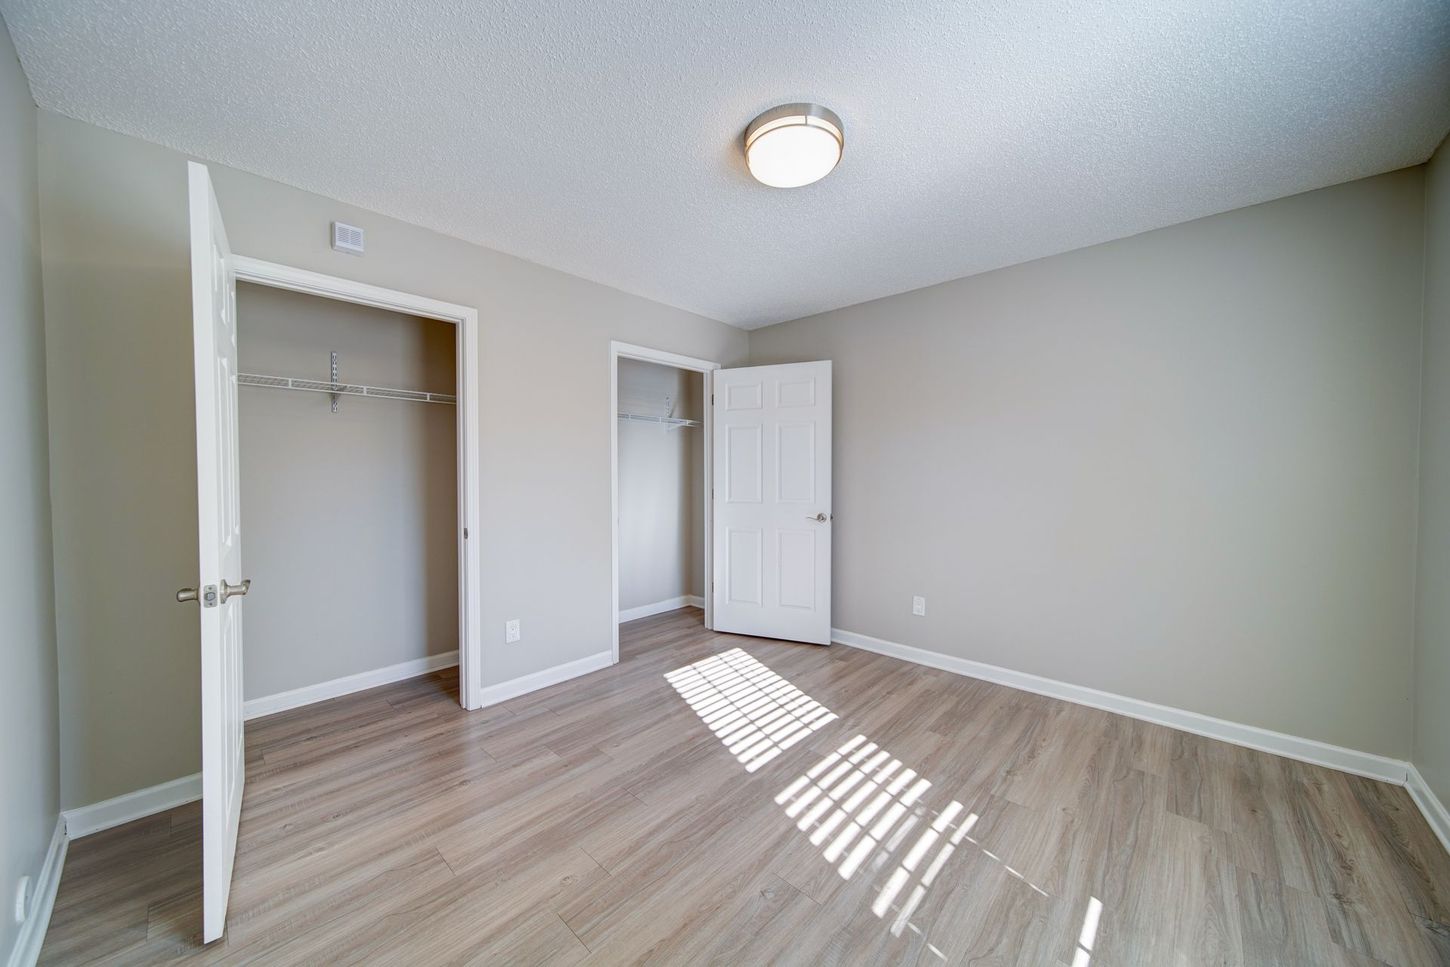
[
  {"xmin": 808, "ymin": 513, "xmax": 832, "ymax": 522},
  {"xmin": 177, "ymin": 584, "xmax": 219, "ymax": 607},
  {"xmin": 221, "ymin": 578, "xmax": 251, "ymax": 602}
]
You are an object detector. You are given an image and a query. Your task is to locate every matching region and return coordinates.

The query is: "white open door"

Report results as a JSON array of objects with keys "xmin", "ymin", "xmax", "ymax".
[
  {"xmin": 185, "ymin": 161, "xmax": 246, "ymax": 943},
  {"xmin": 712, "ymin": 361, "xmax": 832, "ymax": 644}
]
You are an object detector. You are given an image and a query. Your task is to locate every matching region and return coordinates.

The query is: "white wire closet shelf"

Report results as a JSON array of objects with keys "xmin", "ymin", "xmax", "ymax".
[
  {"xmin": 617, "ymin": 411, "xmax": 700, "ymax": 428},
  {"xmin": 239, "ymin": 373, "xmax": 457, "ymax": 406},
  {"xmin": 617, "ymin": 389, "xmax": 699, "ymax": 428}
]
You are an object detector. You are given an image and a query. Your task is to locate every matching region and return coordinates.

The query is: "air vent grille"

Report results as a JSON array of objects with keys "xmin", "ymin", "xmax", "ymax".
[{"xmin": 331, "ymin": 221, "xmax": 365, "ymax": 255}]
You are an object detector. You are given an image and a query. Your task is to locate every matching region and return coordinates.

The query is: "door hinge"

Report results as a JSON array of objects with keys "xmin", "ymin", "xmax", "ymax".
[{"xmin": 463, "ymin": 527, "xmax": 469, "ymax": 539}]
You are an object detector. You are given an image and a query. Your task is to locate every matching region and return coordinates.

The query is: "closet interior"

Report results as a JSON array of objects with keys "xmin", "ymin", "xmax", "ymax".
[
  {"xmin": 617, "ymin": 358, "xmax": 706, "ymax": 622},
  {"xmin": 236, "ymin": 282, "xmax": 460, "ymax": 709}
]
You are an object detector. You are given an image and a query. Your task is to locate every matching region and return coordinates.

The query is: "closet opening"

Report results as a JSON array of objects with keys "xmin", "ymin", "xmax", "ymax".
[
  {"xmin": 610, "ymin": 342, "xmax": 719, "ymax": 661},
  {"xmin": 234, "ymin": 279, "xmax": 470, "ymax": 716}
]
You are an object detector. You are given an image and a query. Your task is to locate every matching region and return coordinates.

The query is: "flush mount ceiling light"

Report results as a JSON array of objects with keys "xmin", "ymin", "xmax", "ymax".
[{"xmin": 744, "ymin": 103, "xmax": 844, "ymax": 188}]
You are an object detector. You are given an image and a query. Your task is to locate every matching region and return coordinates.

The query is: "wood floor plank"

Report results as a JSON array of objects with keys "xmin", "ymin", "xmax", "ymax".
[
  {"xmin": 38, "ymin": 607, "xmax": 1450, "ymax": 966},
  {"xmin": 325, "ymin": 846, "xmax": 602, "ymax": 966}
]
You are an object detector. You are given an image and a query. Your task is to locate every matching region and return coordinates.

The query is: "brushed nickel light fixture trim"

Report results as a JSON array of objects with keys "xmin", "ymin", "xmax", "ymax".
[{"xmin": 744, "ymin": 103, "xmax": 844, "ymax": 188}]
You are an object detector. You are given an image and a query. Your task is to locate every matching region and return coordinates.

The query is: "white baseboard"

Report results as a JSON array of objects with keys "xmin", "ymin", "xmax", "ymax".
[
  {"xmin": 6, "ymin": 817, "xmax": 66, "ymax": 967},
  {"xmin": 244, "ymin": 652, "xmax": 459, "ymax": 721},
  {"xmin": 62, "ymin": 772, "xmax": 201, "ymax": 840},
  {"xmin": 619, "ymin": 595, "xmax": 705, "ymax": 623},
  {"xmin": 58, "ymin": 650, "xmax": 602, "ymax": 841},
  {"xmin": 831, "ymin": 628, "xmax": 1410, "ymax": 786},
  {"xmin": 1406, "ymin": 764, "xmax": 1450, "ymax": 856},
  {"xmin": 478, "ymin": 650, "xmax": 615, "ymax": 708}
]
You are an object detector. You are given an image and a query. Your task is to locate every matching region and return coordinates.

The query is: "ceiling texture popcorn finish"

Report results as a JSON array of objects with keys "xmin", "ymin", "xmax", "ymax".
[{"xmin": 4, "ymin": 0, "xmax": 1448, "ymax": 328}]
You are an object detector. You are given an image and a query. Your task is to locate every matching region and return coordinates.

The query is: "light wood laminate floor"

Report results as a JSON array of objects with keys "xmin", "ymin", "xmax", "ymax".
[{"xmin": 40, "ymin": 608, "xmax": 1450, "ymax": 965}]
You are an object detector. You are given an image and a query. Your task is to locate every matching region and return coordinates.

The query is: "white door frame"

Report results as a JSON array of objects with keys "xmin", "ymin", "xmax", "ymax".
[
  {"xmin": 232, "ymin": 255, "xmax": 485, "ymax": 710},
  {"xmin": 610, "ymin": 341, "xmax": 719, "ymax": 663}
]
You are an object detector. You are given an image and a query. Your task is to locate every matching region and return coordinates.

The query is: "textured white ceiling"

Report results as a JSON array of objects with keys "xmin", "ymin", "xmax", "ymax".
[{"xmin": 4, "ymin": 1, "xmax": 1448, "ymax": 328}]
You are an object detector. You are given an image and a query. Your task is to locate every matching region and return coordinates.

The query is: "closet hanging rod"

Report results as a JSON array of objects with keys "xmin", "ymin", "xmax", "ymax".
[
  {"xmin": 239, "ymin": 373, "xmax": 457, "ymax": 406},
  {"xmin": 617, "ymin": 412, "xmax": 700, "ymax": 428}
]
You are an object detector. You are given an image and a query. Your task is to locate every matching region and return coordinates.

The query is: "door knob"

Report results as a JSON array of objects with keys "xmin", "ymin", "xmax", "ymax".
[
  {"xmin": 808, "ymin": 513, "xmax": 831, "ymax": 522},
  {"xmin": 221, "ymin": 578, "xmax": 251, "ymax": 602},
  {"xmin": 177, "ymin": 584, "xmax": 219, "ymax": 607}
]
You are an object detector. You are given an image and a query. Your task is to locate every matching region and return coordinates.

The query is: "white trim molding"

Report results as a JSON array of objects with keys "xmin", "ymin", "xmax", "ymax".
[
  {"xmin": 831, "ymin": 628, "xmax": 1410, "ymax": 785},
  {"xmin": 231, "ymin": 255, "xmax": 472, "ymax": 323},
  {"xmin": 1406, "ymin": 765, "xmax": 1450, "ymax": 856},
  {"xmin": 63, "ymin": 773, "xmax": 202, "ymax": 840},
  {"xmin": 6, "ymin": 818, "xmax": 66, "ymax": 967},
  {"xmin": 232, "ymin": 255, "xmax": 484, "ymax": 712},
  {"xmin": 618, "ymin": 595, "xmax": 705, "ymax": 623},
  {"xmin": 243, "ymin": 653, "xmax": 460, "ymax": 721},
  {"xmin": 478, "ymin": 650, "xmax": 614, "ymax": 708}
]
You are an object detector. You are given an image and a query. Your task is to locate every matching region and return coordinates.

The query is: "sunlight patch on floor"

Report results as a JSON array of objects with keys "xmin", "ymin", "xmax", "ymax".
[
  {"xmin": 663, "ymin": 648, "xmax": 837, "ymax": 771},
  {"xmin": 666, "ymin": 650, "xmax": 1073, "ymax": 958},
  {"xmin": 776, "ymin": 732, "xmax": 1055, "ymax": 945},
  {"xmin": 1071, "ymin": 896, "xmax": 1103, "ymax": 966}
]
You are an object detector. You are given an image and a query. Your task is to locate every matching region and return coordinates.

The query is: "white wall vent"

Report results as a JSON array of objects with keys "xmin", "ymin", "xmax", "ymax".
[{"xmin": 331, "ymin": 221, "xmax": 365, "ymax": 255}]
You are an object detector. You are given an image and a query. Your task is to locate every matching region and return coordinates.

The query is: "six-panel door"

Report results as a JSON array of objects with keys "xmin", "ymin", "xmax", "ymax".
[{"xmin": 712, "ymin": 361, "xmax": 832, "ymax": 644}]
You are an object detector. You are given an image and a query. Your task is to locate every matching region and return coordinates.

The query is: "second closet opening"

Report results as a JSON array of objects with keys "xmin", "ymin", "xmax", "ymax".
[{"xmin": 616, "ymin": 357, "xmax": 707, "ymax": 629}]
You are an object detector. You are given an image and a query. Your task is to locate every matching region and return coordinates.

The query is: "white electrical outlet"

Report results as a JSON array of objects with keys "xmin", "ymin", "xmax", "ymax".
[
  {"xmin": 505, "ymin": 619, "xmax": 521, "ymax": 643},
  {"xmin": 912, "ymin": 595, "xmax": 927, "ymax": 617}
]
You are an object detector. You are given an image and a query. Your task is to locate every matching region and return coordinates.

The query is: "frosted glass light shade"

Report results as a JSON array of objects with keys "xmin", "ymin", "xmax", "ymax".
[{"xmin": 744, "ymin": 104, "xmax": 844, "ymax": 188}]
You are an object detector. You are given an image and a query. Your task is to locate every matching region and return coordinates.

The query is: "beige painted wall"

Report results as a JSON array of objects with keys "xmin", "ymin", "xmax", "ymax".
[
  {"xmin": 38, "ymin": 111, "xmax": 747, "ymax": 808},
  {"xmin": 749, "ymin": 169, "xmax": 1427, "ymax": 758},
  {"xmin": 1414, "ymin": 139, "xmax": 1450, "ymax": 803},
  {"xmin": 0, "ymin": 13, "xmax": 59, "ymax": 961},
  {"xmin": 617, "ymin": 358, "xmax": 703, "ymax": 610},
  {"xmin": 237, "ymin": 283, "xmax": 458, "ymax": 700},
  {"xmin": 28, "ymin": 99, "xmax": 1441, "ymax": 808}
]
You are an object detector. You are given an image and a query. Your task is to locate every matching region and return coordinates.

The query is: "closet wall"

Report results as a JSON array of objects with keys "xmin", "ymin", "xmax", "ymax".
[
  {"xmin": 618, "ymin": 359, "xmax": 703, "ymax": 614},
  {"xmin": 237, "ymin": 282, "xmax": 458, "ymax": 701}
]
